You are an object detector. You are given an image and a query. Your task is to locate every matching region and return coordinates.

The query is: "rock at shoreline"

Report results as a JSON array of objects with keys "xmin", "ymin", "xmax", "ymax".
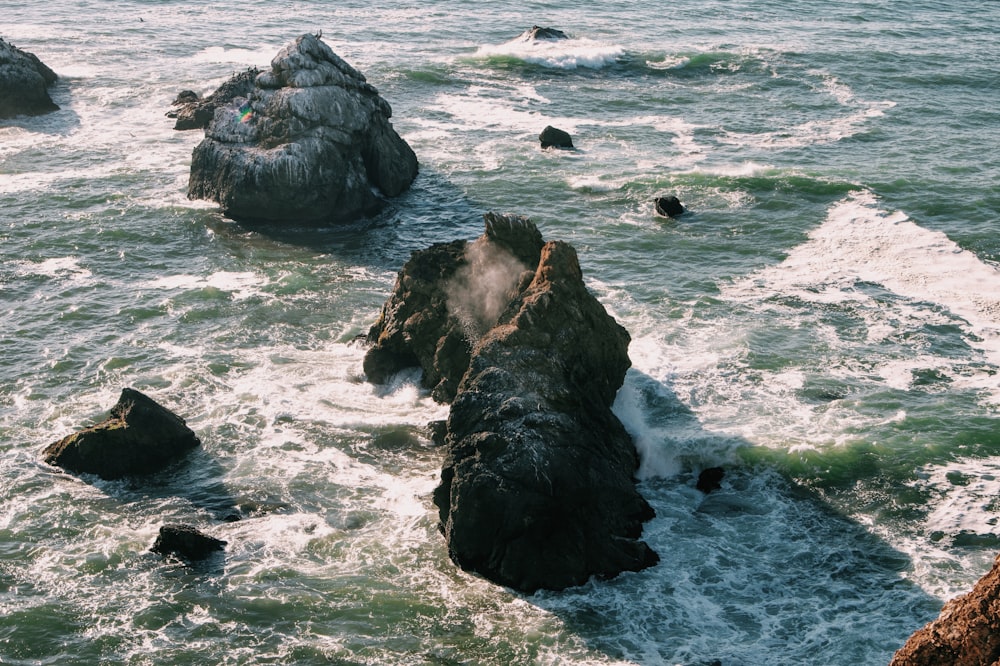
[
  {"xmin": 539, "ymin": 125, "xmax": 574, "ymax": 149},
  {"xmin": 365, "ymin": 213, "xmax": 658, "ymax": 592},
  {"xmin": 187, "ymin": 33, "xmax": 418, "ymax": 225},
  {"xmin": 654, "ymin": 195, "xmax": 686, "ymax": 218},
  {"xmin": 151, "ymin": 524, "xmax": 226, "ymax": 561},
  {"xmin": 167, "ymin": 67, "xmax": 259, "ymax": 130},
  {"xmin": 42, "ymin": 388, "xmax": 201, "ymax": 480},
  {"xmin": 890, "ymin": 552, "xmax": 1000, "ymax": 665},
  {"xmin": 0, "ymin": 38, "xmax": 59, "ymax": 119}
]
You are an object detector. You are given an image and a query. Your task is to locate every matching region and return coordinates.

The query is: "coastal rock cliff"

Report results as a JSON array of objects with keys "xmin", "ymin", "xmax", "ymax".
[
  {"xmin": 187, "ymin": 33, "xmax": 418, "ymax": 224},
  {"xmin": 890, "ymin": 552, "xmax": 1000, "ymax": 665},
  {"xmin": 42, "ymin": 388, "xmax": 200, "ymax": 480},
  {"xmin": 0, "ymin": 38, "xmax": 58, "ymax": 119},
  {"xmin": 365, "ymin": 214, "xmax": 658, "ymax": 592}
]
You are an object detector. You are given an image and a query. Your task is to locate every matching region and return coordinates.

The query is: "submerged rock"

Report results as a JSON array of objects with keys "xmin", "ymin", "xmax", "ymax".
[
  {"xmin": 167, "ymin": 67, "xmax": 259, "ymax": 130},
  {"xmin": 151, "ymin": 524, "xmax": 226, "ymax": 561},
  {"xmin": 42, "ymin": 388, "xmax": 200, "ymax": 480},
  {"xmin": 539, "ymin": 125, "xmax": 574, "ymax": 149},
  {"xmin": 890, "ymin": 552, "xmax": 1000, "ymax": 665},
  {"xmin": 187, "ymin": 33, "xmax": 418, "ymax": 225},
  {"xmin": 366, "ymin": 213, "xmax": 657, "ymax": 592},
  {"xmin": 0, "ymin": 38, "xmax": 59, "ymax": 119}
]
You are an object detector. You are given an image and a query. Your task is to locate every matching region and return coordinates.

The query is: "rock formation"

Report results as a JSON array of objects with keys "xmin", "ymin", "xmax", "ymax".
[
  {"xmin": 42, "ymin": 388, "xmax": 200, "ymax": 480},
  {"xmin": 151, "ymin": 524, "xmax": 226, "ymax": 561},
  {"xmin": 167, "ymin": 67, "xmax": 259, "ymax": 130},
  {"xmin": 539, "ymin": 125, "xmax": 574, "ymax": 149},
  {"xmin": 523, "ymin": 26, "xmax": 569, "ymax": 41},
  {"xmin": 890, "ymin": 552, "xmax": 1000, "ymax": 665},
  {"xmin": 365, "ymin": 213, "xmax": 658, "ymax": 592},
  {"xmin": 0, "ymin": 38, "xmax": 58, "ymax": 119},
  {"xmin": 187, "ymin": 33, "xmax": 418, "ymax": 225}
]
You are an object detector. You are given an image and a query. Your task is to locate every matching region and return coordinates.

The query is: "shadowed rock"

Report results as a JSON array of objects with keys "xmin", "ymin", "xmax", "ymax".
[
  {"xmin": 654, "ymin": 195, "xmax": 686, "ymax": 218},
  {"xmin": 697, "ymin": 467, "xmax": 725, "ymax": 493},
  {"xmin": 167, "ymin": 67, "xmax": 259, "ymax": 130},
  {"xmin": 523, "ymin": 26, "xmax": 569, "ymax": 41},
  {"xmin": 187, "ymin": 33, "xmax": 418, "ymax": 225},
  {"xmin": 539, "ymin": 125, "xmax": 573, "ymax": 149},
  {"xmin": 0, "ymin": 38, "xmax": 58, "ymax": 119},
  {"xmin": 890, "ymin": 552, "xmax": 1000, "ymax": 665},
  {"xmin": 151, "ymin": 524, "xmax": 226, "ymax": 561},
  {"xmin": 42, "ymin": 388, "xmax": 200, "ymax": 480},
  {"xmin": 365, "ymin": 213, "xmax": 657, "ymax": 592}
]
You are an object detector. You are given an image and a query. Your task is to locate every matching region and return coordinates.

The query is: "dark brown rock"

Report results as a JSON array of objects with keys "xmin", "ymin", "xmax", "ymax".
[
  {"xmin": 890, "ymin": 553, "xmax": 1000, "ymax": 665},
  {"xmin": 151, "ymin": 524, "xmax": 226, "ymax": 561},
  {"xmin": 42, "ymin": 388, "xmax": 200, "ymax": 480},
  {"xmin": 654, "ymin": 195, "xmax": 686, "ymax": 218},
  {"xmin": 0, "ymin": 38, "xmax": 58, "ymax": 119},
  {"xmin": 366, "ymin": 213, "xmax": 657, "ymax": 592}
]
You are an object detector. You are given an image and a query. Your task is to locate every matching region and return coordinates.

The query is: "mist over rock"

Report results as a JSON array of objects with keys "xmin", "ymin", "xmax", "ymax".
[
  {"xmin": 890, "ymin": 552, "xmax": 1000, "ymax": 665},
  {"xmin": 0, "ymin": 38, "xmax": 59, "ymax": 119},
  {"xmin": 42, "ymin": 388, "xmax": 200, "ymax": 480},
  {"xmin": 365, "ymin": 213, "xmax": 657, "ymax": 592},
  {"xmin": 187, "ymin": 33, "xmax": 418, "ymax": 225}
]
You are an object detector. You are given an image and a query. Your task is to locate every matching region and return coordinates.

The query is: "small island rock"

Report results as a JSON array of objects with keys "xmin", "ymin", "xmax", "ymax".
[
  {"xmin": 0, "ymin": 38, "xmax": 59, "ymax": 119},
  {"xmin": 42, "ymin": 388, "xmax": 200, "ymax": 480},
  {"xmin": 539, "ymin": 125, "xmax": 574, "ymax": 149},
  {"xmin": 654, "ymin": 195, "xmax": 686, "ymax": 218},
  {"xmin": 366, "ymin": 213, "xmax": 657, "ymax": 592},
  {"xmin": 187, "ymin": 33, "xmax": 418, "ymax": 225}
]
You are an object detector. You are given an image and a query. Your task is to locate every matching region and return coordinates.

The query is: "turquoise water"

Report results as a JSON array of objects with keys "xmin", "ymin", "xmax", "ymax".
[{"xmin": 2, "ymin": 1, "xmax": 1000, "ymax": 663}]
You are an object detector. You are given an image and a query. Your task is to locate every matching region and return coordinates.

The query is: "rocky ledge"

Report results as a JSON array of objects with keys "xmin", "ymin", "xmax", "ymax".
[
  {"xmin": 187, "ymin": 33, "xmax": 418, "ymax": 225},
  {"xmin": 890, "ymin": 552, "xmax": 1000, "ymax": 665},
  {"xmin": 0, "ymin": 38, "xmax": 58, "ymax": 119},
  {"xmin": 365, "ymin": 213, "xmax": 658, "ymax": 592}
]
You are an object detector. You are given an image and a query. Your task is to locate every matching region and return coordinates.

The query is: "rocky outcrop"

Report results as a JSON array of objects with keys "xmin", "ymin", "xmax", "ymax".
[
  {"xmin": 365, "ymin": 213, "xmax": 657, "ymax": 592},
  {"xmin": 539, "ymin": 125, "xmax": 573, "ymax": 149},
  {"xmin": 167, "ymin": 67, "xmax": 259, "ymax": 130},
  {"xmin": 42, "ymin": 388, "xmax": 200, "ymax": 480},
  {"xmin": 523, "ymin": 26, "xmax": 569, "ymax": 41},
  {"xmin": 151, "ymin": 524, "xmax": 226, "ymax": 561},
  {"xmin": 0, "ymin": 38, "xmax": 58, "ymax": 119},
  {"xmin": 890, "ymin": 553, "xmax": 1000, "ymax": 665},
  {"xmin": 187, "ymin": 33, "xmax": 418, "ymax": 225}
]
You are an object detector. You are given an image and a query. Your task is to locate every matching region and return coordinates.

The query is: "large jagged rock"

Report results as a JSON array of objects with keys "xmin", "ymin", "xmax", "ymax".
[
  {"xmin": 167, "ymin": 67, "xmax": 259, "ymax": 131},
  {"xmin": 187, "ymin": 33, "xmax": 418, "ymax": 224},
  {"xmin": 42, "ymin": 388, "xmax": 200, "ymax": 480},
  {"xmin": 365, "ymin": 213, "xmax": 658, "ymax": 592},
  {"xmin": 0, "ymin": 38, "xmax": 58, "ymax": 119},
  {"xmin": 890, "ymin": 553, "xmax": 1000, "ymax": 665}
]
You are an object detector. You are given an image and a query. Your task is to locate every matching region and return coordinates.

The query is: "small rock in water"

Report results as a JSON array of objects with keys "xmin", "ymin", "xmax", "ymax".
[
  {"xmin": 539, "ymin": 125, "xmax": 574, "ymax": 149},
  {"xmin": 150, "ymin": 524, "xmax": 226, "ymax": 561},
  {"xmin": 524, "ymin": 25, "xmax": 569, "ymax": 41},
  {"xmin": 697, "ymin": 467, "xmax": 725, "ymax": 493},
  {"xmin": 654, "ymin": 195, "xmax": 686, "ymax": 218}
]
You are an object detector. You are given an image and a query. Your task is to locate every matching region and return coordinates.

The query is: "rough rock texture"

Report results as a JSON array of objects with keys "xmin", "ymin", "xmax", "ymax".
[
  {"xmin": 151, "ymin": 524, "xmax": 226, "ymax": 561},
  {"xmin": 523, "ymin": 26, "xmax": 569, "ymax": 41},
  {"xmin": 890, "ymin": 553, "xmax": 1000, "ymax": 666},
  {"xmin": 365, "ymin": 213, "xmax": 658, "ymax": 592},
  {"xmin": 187, "ymin": 34, "xmax": 418, "ymax": 224},
  {"xmin": 42, "ymin": 388, "xmax": 200, "ymax": 480},
  {"xmin": 539, "ymin": 125, "xmax": 574, "ymax": 149},
  {"xmin": 167, "ymin": 67, "xmax": 259, "ymax": 130},
  {"xmin": 0, "ymin": 38, "xmax": 58, "ymax": 119}
]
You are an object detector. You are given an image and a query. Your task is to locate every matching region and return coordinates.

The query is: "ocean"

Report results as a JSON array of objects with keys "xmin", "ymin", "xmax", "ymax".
[{"xmin": 2, "ymin": 1, "xmax": 999, "ymax": 664}]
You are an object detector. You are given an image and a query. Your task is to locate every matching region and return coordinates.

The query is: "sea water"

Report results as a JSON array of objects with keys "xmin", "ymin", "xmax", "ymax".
[{"xmin": 2, "ymin": 1, "xmax": 999, "ymax": 664}]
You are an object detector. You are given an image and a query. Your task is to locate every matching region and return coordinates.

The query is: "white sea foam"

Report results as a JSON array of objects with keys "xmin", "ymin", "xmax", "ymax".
[
  {"xmin": 142, "ymin": 271, "xmax": 269, "ymax": 301},
  {"xmin": 190, "ymin": 44, "xmax": 278, "ymax": 67},
  {"xmin": 476, "ymin": 35, "xmax": 625, "ymax": 70}
]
